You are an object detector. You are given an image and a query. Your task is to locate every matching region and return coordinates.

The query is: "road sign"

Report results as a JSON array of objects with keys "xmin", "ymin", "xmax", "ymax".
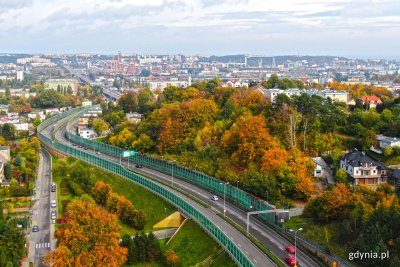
[{"xmin": 122, "ymin": 150, "xmax": 135, "ymax": 157}]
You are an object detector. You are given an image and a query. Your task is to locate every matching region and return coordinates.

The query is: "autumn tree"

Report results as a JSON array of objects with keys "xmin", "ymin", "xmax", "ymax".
[
  {"xmin": 92, "ymin": 181, "xmax": 112, "ymax": 206},
  {"xmin": 164, "ymin": 250, "xmax": 180, "ymax": 266},
  {"xmin": 43, "ymin": 197, "xmax": 127, "ymax": 267},
  {"xmin": 92, "ymin": 118, "xmax": 109, "ymax": 135}
]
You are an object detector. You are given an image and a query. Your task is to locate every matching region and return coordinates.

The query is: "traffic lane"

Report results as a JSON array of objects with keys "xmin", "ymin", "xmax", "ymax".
[
  {"xmin": 34, "ymin": 150, "xmax": 52, "ymax": 267},
  {"xmin": 52, "ymin": 125, "xmax": 275, "ymax": 267},
  {"xmin": 56, "ymin": 125, "xmax": 313, "ymax": 267}
]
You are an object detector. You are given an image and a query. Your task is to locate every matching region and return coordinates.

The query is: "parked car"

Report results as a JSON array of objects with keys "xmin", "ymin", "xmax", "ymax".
[
  {"xmin": 285, "ymin": 256, "xmax": 298, "ymax": 266},
  {"xmin": 51, "ymin": 211, "xmax": 56, "ymax": 220},
  {"xmin": 211, "ymin": 195, "xmax": 219, "ymax": 201},
  {"xmin": 51, "ymin": 200, "xmax": 57, "ymax": 208},
  {"xmin": 285, "ymin": 246, "xmax": 296, "ymax": 254},
  {"xmin": 32, "ymin": 225, "xmax": 39, "ymax": 232},
  {"xmin": 51, "ymin": 183, "xmax": 56, "ymax": 192}
]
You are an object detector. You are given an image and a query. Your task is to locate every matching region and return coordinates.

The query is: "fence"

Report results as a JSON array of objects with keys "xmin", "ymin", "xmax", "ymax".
[
  {"xmin": 64, "ymin": 107, "xmax": 277, "ymax": 225},
  {"xmin": 38, "ymin": 108, "xmax": 255, "ymax": 267},
  {"xmin": 63, "ymin": 106, "xmax": 353, "ymax": 267}
]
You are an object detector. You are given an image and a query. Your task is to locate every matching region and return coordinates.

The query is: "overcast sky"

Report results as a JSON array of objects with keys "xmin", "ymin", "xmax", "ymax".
[{"xmin": 0, "ymin": 0, "xmax": 399, "ymax": 59}]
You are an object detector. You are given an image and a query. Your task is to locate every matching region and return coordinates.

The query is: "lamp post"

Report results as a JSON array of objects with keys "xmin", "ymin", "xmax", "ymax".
[
  {"xmin": 171, "ymin": 160, "xmax": 175, "ymax": 187},
  {"xmin": 289, "ymin": 228, "xmax": 303, "ymax": 266},
  {"xmin": 220, "ymin": 182, "xmax": 229, "ymax": 216}
]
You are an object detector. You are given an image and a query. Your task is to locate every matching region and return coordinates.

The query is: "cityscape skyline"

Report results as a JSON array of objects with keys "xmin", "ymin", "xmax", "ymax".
[{"xmin": 0, "ymin": 0, "xmax": 399, "ymax": 59}]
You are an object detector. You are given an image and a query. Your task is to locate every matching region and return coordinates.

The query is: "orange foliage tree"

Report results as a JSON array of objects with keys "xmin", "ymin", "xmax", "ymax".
[{"xmin": 43, "ymin": 197, "xmax": 127, "ymax": 267}]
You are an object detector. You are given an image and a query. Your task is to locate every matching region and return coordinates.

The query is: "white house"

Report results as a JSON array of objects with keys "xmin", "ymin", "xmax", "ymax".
[
  {"xmin": 82, "ymin": 100, "xmax": 92, "ymax": 107},
  {"xmin": 78, "ymin": 128, "xmax": 95, "ymax": 139},
  {"xmin": 340, "ymin": 150, "xmax": 387, "ymax": 186},
  {"xmin": 376, "ymin": 135, "xmax": 400, "ymax": 149},
  {"xmin": 13, "ymin": 122, "xmax": 29, "ymax": 131},
  {"xmin": 126, "ymin": 112, "xmax": 143, "ymax": 123}
]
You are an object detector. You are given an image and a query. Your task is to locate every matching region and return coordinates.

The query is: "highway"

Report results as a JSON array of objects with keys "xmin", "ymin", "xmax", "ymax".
[
  {"xmin": 27, "ymin": 149, "xmax": 54, "ymax": 267},
  {"xmin": 43, "ymin": 114, "xmax": 277, "ymax": 267},
  {"xmin": 53, "ymin": 113, "xmax": 323, "ymax": 267}
]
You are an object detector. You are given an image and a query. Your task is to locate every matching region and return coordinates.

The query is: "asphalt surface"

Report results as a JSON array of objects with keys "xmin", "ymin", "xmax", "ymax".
[
  {"xmin": 27, "ymin": 149, "xmax": 53, "ymax": 267},
  {"xmin": 43, "ymin": 115, "xmax": 277, "ymax": 267},
  {"xmin": 56, "ymin": 113, "xmax": 324, "ymax": 267},
  {"xmin": 58, "ymin": 113, "xmax": 324, "ymax": 267}
]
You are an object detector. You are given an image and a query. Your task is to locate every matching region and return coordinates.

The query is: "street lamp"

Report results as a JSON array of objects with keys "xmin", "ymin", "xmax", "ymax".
[
  {"xmin": 289, "ymin": 227, "xmax": 303, "ymax": 266},
  {"xmin": 171, "ymin": 160, "xmax": 175, "ymax": 187},
  {"xmin": 220, "ymin": 182, "xmax": 229, "ymax": 216}
]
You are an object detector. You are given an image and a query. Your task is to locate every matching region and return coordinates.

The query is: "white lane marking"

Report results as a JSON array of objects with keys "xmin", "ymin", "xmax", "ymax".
[
  {"xmin": 238, "ymin": 243, "xmax": 242, "ymax": 248},
  {"xmin": 254, "ymin": 259, "xmax": 258, "ymax": 263},
  {"xmin": 245, "ymin": 250, "xmax": 249, "ymax": 255}
]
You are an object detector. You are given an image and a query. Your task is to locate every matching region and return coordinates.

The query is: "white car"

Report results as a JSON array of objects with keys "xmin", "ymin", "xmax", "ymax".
[
  {"xmin": 51, "ymin": 200, "xmax": 57, "ymax": 208},
  {"xmin": 211, "ymin": 195, "xmax": 219, "ymax": 201}
]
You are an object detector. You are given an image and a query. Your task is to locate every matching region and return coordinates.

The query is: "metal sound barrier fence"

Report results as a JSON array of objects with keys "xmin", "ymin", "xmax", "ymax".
[{"xmin": 37, "ymin": 107, "xmax": 255, "ymax": 267}]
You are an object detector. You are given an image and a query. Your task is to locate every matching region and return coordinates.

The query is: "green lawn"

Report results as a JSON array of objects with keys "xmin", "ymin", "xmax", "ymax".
[
  {"xmin": 284, "ymin": 216, "xmax": 350, "ymax": 260},
  {"xmin": 166, "ymin": 220, "xmax": 237, "ymax": 267},
  {"xmin": 52, "ymin": 156, "xmax": 175, "ymax": 232}
]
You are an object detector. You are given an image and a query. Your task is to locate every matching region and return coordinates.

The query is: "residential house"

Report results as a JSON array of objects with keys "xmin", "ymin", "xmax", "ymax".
[
  {"xmin": 311, "ymin": 157, "xmax": 334, "ymax": 184},
  {"xmin": 0, "ymin": 146, "xmax": 10, "ymax": 163},
  {"xmin": 359, "ymin": 95, "xmax": 382, "ymax": 109},
  {"xmin": 45, "ymin": 108, "xmax": 60, "ymax": 115},
  {"xmin": 13, "ymin": 122, "xmax": 29, "ymax": 131},
  {"xmin": 340, "ymin": 150, "xmax": 387, "ymax": 186},
  {"xmin": 0, "ymin": 104, "xmax": 8, "ymax": 113},
  {"xmin": 393, "ymin": 170, "xmax": 400, "ymax": 190},
  {"xmin": 78, "ymin": 128, "xmax": 95, "ymax": 139},
  {"xmin": 376, "ymin": 135, "xmax": 400, "ymax": 149},
  {"xmin": 126, "ymin": 112, "xmax": 143, "ymax": 124},
  {"xmin": 82, "ymin": 100, "xmax": 92, "ymax": 107},
  {"xmin": 0, "ymin": 161, "xmax": 6, "ymax": 185}
]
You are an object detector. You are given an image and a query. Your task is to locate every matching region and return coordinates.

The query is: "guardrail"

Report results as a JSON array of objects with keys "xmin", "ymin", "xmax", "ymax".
[
  {"xmin": 37, "ymin": 108, "xmax": 256, "ymax": 267},
  {"xmin": 64, "ymin": 106, "xmax": 277, "ymax": 225},
  {"xmin": 64, "ymin": 106, "xmax": 352, "ymax": 267}
]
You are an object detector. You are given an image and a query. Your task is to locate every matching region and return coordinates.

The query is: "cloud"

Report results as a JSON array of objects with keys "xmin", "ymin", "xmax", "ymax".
[{"xmin": 0, "ymin": 0, "xmax": 399, "ymax": 58}]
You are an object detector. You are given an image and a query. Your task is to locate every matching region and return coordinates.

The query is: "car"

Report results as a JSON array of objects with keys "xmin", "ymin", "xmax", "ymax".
[
  {"xmin": 135, "ymin": 164, "xmax": 143, "ymax": 168},
  {"xmin": 52, "ymin": 219, "xmax": 56, "ymax": 224},
  {"xmin": 285, "ymin": 256, "xmax": 298, "ymax": 266},
  {"xmin": 285, "ymin": 246, "xmax": 296, "ymax": 254},
  {"xmin": 78, "ymin": 145, "xmax": 82, "ymax": 148},
  {"xmin": 72, "ymin": 143, "xmax": 77, "ymax": 146},
  {"xmin": 51, "ymin": 183, "xmax": 56, "ymax": 192},
  {"xmin": 32, "ymin": 225, "xmax": 39, "ymax": 232},
  {"xmin": 96, "ymin": 152, "xmax": 101, "ymax": 155},
  {"xmin": 211, "ymin": 195, "xmax": 219, "ymax": 201},
  {"xmin": 51, "ymin": 200, "xmax": 57, "ymax": 208},
  {"xmin": 51, "ymin": 211, "xmax": 56, "ymax": 220},
  {"xmin": 83, "ymin": 147, "xmax": 88, "ymax": 150}
]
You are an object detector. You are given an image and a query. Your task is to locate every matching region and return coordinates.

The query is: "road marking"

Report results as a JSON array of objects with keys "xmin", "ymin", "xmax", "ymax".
[
  {"xmin": 238, "ymin": 243, "xmax": 241, "ymax": 248},
  {"xmin": 253, "ymin": 259, "xmax": 258, "ymax": 263},
  {"xmin": 245, "ymin": 250, "xmax": 249, "ymax": 255},
  {"xmin": 35, "ymin": 243, "xmax": 50, "ymax": 249}
]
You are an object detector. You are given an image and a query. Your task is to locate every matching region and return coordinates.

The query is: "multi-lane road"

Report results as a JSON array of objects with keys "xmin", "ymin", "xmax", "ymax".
[
  {"xmin": 26, "ymin": 149, "xmax": 55, "ymax": 267},
  {"xmin": 43, "ymin": 114, "xmax": 278, "ymax": 267},
  {"xmin": 50, "ymin": 112, "xmax": 323, "ymax": 267}
]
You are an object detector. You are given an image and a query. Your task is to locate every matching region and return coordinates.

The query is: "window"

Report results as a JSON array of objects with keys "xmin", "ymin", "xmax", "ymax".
[{"xmin": 356, "ymin": 170, "xmax": 359, "ymax": 174}]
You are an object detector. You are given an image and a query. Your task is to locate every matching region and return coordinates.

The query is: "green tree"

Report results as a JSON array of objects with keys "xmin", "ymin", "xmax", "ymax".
[
  {"xmin": 92, "ymin": 118, "xmax": 109, "ymax": 135},
  {"xmin": 335, "ymin": 169, "xmax": 348, "ymax": 184},
  {"xmin": 4, "ymin": 163, "xmax": 12, "ymax": 180}
]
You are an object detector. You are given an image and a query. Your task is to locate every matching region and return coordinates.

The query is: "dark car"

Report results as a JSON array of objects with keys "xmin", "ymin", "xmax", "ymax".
[
  {"xmin": 32, "ymin": 225, "xmax": 39, "ymax": 232},
  {"xmin": 135, "ymin": 164, "xmax": 143, "ymax": 168},
  {"xmin": 51, "ymin": 183, "xmax": 56, "ymax": 192},
  {"xmin": 72, "ymin": 143, "xmax": 77, "ymax": 146},
  {"xmin": 78, "ymin": 145, "xmax": 82, "ymax": 148},
  {"xmin": 83, "ymin": 147, "xmax": 88, "ymax": 150}
]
